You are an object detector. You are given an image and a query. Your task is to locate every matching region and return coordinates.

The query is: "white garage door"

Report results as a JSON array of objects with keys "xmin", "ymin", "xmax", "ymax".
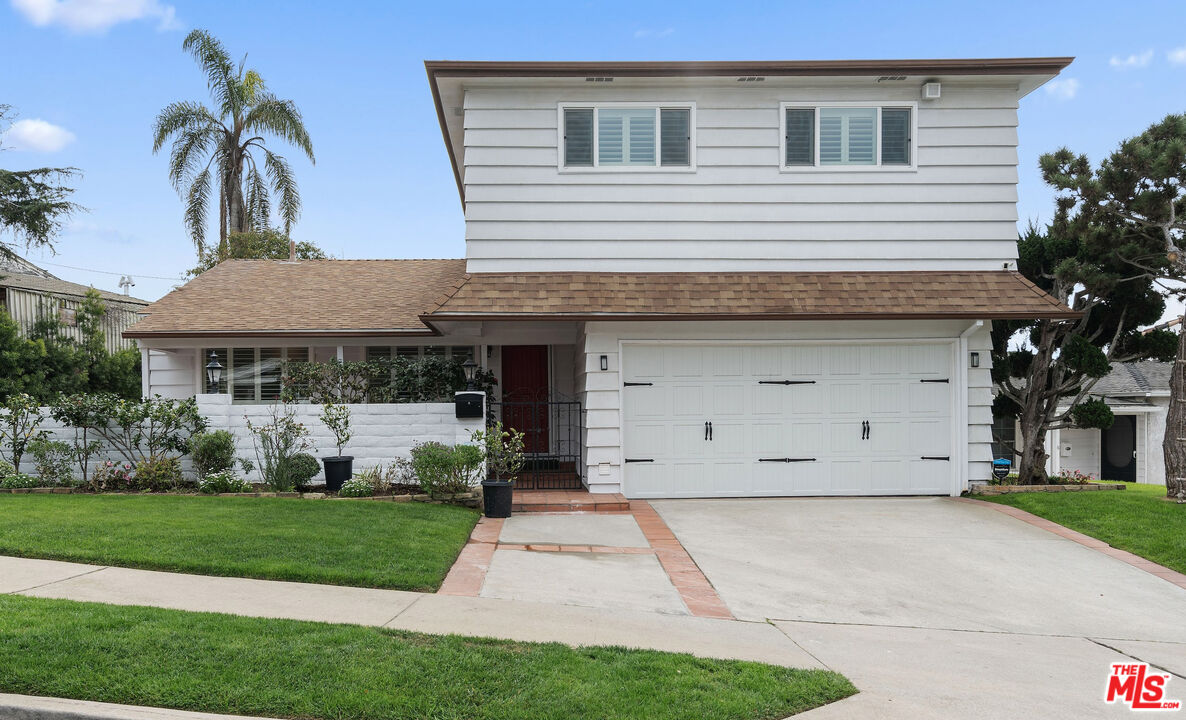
[{"xmin": 622, "ymin": 343, "xmax": 954, "ymax": 498}]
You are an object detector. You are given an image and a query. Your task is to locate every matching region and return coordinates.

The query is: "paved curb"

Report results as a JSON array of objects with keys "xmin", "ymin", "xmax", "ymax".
[
  {"xmin": 0, "ymin": 693, "xmax": 270, "ymax": 720},
  {"xmin": 953, "ymin": 496, "xmax": 1186, "ymax": 590}
]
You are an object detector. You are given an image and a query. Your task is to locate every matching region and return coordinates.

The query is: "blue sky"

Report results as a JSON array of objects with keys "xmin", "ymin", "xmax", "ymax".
[{"xmin": 2, "ymin": 0, "xmax": 1186, "ymax": 302}]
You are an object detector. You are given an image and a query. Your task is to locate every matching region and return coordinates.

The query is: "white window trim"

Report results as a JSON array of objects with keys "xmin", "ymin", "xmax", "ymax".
[
  {"xmin": 557, "ymin": 102, "xmax": 697, "ymax": 173},
  {"xmin": 779, "ymin": 101, "xmax": 918, "ymax": 173}
]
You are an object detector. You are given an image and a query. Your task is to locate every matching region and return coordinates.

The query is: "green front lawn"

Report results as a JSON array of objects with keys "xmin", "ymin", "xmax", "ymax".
[
  {"xmin": 0, "ymin": 595, "xmax": 855, "ymax": 720},
  {"xmin": 0, "ymin": 494, "xmax": 477, "ymax": 591},
  {"xmin": 983, "ymin": 483, "xmax": 1186, "ymax": 574}
]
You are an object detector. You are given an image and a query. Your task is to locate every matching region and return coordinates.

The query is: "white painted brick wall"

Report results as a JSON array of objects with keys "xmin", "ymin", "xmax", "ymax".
[{"xmin": 15, "ymin": 394, "xmax": 485, "ymax": 485}]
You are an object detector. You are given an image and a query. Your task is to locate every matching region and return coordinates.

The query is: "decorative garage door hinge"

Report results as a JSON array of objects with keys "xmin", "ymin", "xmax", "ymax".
[
  {"xmin": 758, "ymin": 457, "xmax": 817, "ymax": 462},
  {"xmin": 624, "ymin": 458, "xmax": 655, "ymax": 463},
  {"xmin": 757, "ymin": 380, "xmax": 817, "ymax": 385},
  {"xmin": 623, "ymin": 382, "xmax": 653, "ymax": 387},
  {"xmin": 920, "ymin": 456, "xmax": 950, "ymax": 461},
  {"xmin": 919, "ymin": 378, "xmax": 950, "ymax": 383}
]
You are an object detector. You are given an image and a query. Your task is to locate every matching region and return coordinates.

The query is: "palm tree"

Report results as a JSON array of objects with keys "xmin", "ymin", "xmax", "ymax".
[{"xmin": 152, "ymin": 29, "xmax": 314, "ymax": 256}]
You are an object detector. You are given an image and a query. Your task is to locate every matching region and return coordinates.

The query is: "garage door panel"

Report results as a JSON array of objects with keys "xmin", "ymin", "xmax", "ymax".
[
  {"xmin": 869, "ymin": 382, "xmax": 906, "ymax": 414},
  {"xmin": 830, "ymin": 383, "xmax": 867, "ymax": 415},
  {"xmin": 711, "ymin": 385, "xmax": 747, "ymax": 415},
  {"xmin": 825, "ymin": 346, "xmax": 863, "ymax": 375},
  {"xmin": 788, "ymin": 421, "xmax": 823, "ymax": 455},
  {"xmin": 622, "ymin": 342, "xmax": 954, "ymax": 498},
  {"xmin": 671, "ymin": 385, "xmax": 703, "ymax": 417},
  {"xmin": 908, "ymin": 344, "xmax": 948, "ymax": 376}
]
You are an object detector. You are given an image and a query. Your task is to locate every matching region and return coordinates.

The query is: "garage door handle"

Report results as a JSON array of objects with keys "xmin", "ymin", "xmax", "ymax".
[
  {"xmin": 920, "ymin": 456, "xmax": 950, "ymax": 461},
  {"xmin": 623, "ymin": 382, "xmax": 653, "ymax": 387},
  {"xmin": 758, "ymin": 380, "xmax": 817, "ymax": 385},
  {"xmin": 759, "ymin": 457, "xmax": 816, "ymax": 463},
  {"xmin": 625, "ymin": 458, "xmax": 654, "ymax": 463},
  {"xmin": 705, "ymin": 421, "xmax": 709, "ymax": 441},
  {"xmin": 920, "ymin": 378, "xmax": 950, "ymax": 383}
]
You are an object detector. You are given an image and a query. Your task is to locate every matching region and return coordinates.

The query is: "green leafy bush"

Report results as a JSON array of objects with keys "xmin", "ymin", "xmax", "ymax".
[
  {"xmin": 281, "ymin": 356, "xmax": 496, "ymax": 404},
  {"xmin": 320, "ymin": 403, "xmax": 351, "ymax": 457},
  {"xmin": 246, "ymin": 404, "xmax": 313, "ymax": 492},
  {"xmin": 27, "ymin": 437, "xmax": 74, "ymax": 486},
  {"xmin": 0, "ymin": 459, "xmax": 13, "ymax": 477},
  {"xmin": 290, "ymin": 453, "xmax": 320, "ymax": 485},
  {"xmin": 1, "ymin": 473, "xmax": 42, "ymax": 489},
  {"xmin": 411, "ymin": 441, "xmax": 483, "ymax": 497},
  {"xmin": 190, "ymin": 430, "xmax": 236, "ymax": 478},
  {"xmin": 198, "ymin": 470, "xmax": 252, "ymax": 494},
  {"xmin": 337, "ymin": 476, "xmax": 373, "ymax": 498},
  {"xmin": 132, "ymin": 456, "xmax": 184, "ymax": 492}
]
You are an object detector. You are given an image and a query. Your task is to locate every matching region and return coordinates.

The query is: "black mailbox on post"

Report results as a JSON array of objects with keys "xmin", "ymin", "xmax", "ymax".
[{"xmin": 455, "ymin": 391, "xmax": 484, "ymax": 419}]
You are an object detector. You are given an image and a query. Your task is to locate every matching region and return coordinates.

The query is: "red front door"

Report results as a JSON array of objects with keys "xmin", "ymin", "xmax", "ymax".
[{"xmin": 501, "ymin": 345, "xmax": 549, "ymax": 454}]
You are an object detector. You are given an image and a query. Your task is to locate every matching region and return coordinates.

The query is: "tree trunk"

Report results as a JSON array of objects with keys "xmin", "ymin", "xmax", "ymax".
[
  {"xmin": 1163, "ymin": 315, "xmax": 1186, "ymax": 500},
  {"xmin": 1016, "ymin": 402, "xmax": 1050, "ymax": 484}
]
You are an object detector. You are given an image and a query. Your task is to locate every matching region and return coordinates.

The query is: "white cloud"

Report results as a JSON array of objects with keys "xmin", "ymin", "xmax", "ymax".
[
  {"xmin": 1109, "ymin": 49, "xmax": 1154, "ymax": 69},
  {"xmin": 10, "ymin": 0, "xmax": 180, "ymax": 33},
  {"xmin": 634, "ymin": 27, "xmax": 674, "ymax": 39},
  {"xmin": 1044, "ymin": 77, "xmax": 1080, "ymax": 101},
  {"xmin": 3, "ymin": 118, "xmax": 76, "ymax": 152},
  {"xmin": 1169, "ymin": 46, "xmax": 1186, "ymax": 65}
]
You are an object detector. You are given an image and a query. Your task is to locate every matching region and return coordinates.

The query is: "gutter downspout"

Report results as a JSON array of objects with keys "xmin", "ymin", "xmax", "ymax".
[{"xmin": 957, "ymin": 320, "xmax": 985, "ymax": 495}]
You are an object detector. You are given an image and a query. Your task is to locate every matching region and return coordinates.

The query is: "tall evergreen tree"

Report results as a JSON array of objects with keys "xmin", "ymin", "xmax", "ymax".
[{"xmin": 1041, "ymin": 114, "xmax": 1186, "ymax": 497}]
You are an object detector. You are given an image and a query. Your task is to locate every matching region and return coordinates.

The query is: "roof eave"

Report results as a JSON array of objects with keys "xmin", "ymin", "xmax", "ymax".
[
  {"xmin": 422, "ymin": 310, "xmax": 1083, "ymax": 322},
  {"xmin": 123, "ymin": 328, "xmax": 441, "ymax": 340}
]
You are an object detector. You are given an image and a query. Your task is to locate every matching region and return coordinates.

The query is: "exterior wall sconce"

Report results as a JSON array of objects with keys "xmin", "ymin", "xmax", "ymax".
[
  {"xmin": 600, "ymin": 355, "xmax": 608, "ymax": 371},
  {"xmin": 461, "ymin": 358, "xmax": 478, "ymax": 390},
  {"xmin": 205, "ymin": 351, "xmax": 223, "ymax": 393},
  {"xmin": 970, "ymin": 352, "xmax": 980, "ymax": 368}
]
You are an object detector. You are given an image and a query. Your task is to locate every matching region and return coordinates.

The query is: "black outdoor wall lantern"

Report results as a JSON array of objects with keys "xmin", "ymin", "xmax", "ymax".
[
  {"xmin": 205, "ymin": 351, "xmax": 223, "ymax": 393},
  {"xmin": 462, "ymin": 358, "xmax": 478, "ymax": 389}
]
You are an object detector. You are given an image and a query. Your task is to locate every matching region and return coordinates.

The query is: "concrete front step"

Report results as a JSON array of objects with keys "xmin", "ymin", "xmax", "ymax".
[{"xmin": 511, "ymin": 490, "xmax": 630, "ymax": 513}]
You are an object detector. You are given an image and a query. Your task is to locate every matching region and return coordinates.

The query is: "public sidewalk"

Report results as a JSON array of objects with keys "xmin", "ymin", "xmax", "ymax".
[{"xmin": 0, "ymin": 555, "xmax": 820, "ymax": 669}]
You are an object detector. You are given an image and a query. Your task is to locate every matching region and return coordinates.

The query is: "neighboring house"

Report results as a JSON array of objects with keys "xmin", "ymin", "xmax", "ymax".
[
  {"xmin": 1031, "ymin": 362, "xmax": 1170, "ymax": 485},
  {"xmin": 1, "ymin": 254, "xmax": 149, "ymax": 354},
  {"xmin": 126, "ymin": 57, "xmax": 1078, "ymax": 499}
]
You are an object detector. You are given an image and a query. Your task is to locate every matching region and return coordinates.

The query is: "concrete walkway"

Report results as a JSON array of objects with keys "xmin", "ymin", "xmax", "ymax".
[{"xmin": 0, "ymin": 555, "xmax": 818, "ymax": 668}]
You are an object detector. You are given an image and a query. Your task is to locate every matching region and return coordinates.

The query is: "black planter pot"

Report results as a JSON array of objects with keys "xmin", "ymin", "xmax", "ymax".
[
  {"xmin": 322, "ymin": 456, "xmax": 354, "ymax": 492},
  {"xmin": 481, "ymin": 479, "xmax": 513, "ymax": 518}
]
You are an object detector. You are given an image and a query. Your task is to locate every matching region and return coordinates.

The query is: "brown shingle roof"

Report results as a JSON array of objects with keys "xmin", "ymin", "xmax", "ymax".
[
  {"xmin": 124, "ymin": 259, "xmax": 467, "ymax": 338},
  {"xmin": 425, "ymin": 271, "xmax": 1077, "ymax": 321}
]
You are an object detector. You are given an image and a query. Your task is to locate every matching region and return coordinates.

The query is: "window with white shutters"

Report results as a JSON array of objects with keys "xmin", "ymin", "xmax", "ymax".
[
  {"xmin": 782, "ymin": 104, "xmax": 913, "ymax": 170},
  {"xmin": 561, "ymin": 104, "xmax": 694, "ymax": 170}
]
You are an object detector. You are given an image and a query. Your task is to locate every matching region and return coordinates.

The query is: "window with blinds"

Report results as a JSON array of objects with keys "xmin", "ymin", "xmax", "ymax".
[
  {"xmin": 563, "ymin": 105, "xmax": 693, "ymax": 169},
  {"xmin": 205, "ymin": 347, "xmax": 311, "ymax": 403},
  {"xmin": 782, "ymin": 105, "xmax": 912, "ymax": 169}
]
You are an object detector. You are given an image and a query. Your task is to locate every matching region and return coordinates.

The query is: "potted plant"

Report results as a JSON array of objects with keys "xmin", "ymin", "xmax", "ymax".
[
  {"xmin": 472, "ymin": 421, "xmax": 525, "ymax": 518},
  {"xmin": 319, "ymin": 402, "xmax": 353, "ymax": 491}
]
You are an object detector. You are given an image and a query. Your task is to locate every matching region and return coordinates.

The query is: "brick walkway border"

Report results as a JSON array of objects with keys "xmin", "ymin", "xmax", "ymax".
[
  {"xmin": 436, "ymin": 505, "xmax": 734, "ymax": 619},
  {"xmin": 954, "ymin": 496, "xmax": 1186, "ymax": 590}
]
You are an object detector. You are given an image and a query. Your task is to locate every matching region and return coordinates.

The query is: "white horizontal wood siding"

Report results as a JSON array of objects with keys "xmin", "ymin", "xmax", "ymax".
[{"xmin": 461, "ymin": 83, "xmax": 1022, "ymax": 272}]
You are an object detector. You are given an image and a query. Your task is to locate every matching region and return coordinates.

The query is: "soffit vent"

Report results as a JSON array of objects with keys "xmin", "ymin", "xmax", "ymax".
[
  {"xmin": 585, "ymin": 76, "xmax": 613, "ymax": 82},
  {"xmin": 877, "ymin": 75, "xmax": 908, "ymax": 82},
  {"xmin": 737, "ymin": 76, "xmax": 766, "ymax": 82}
]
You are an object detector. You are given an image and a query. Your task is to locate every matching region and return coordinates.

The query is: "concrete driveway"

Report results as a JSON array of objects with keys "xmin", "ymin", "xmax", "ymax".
[{"xmin": 653, "ymin": 497, "xmax": 1186, "ymax": 719}]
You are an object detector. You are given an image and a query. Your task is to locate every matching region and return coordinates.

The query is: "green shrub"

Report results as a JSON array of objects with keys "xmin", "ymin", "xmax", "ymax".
[
  {"xmin": 27, "ymin": 437, "xmax": 75, "ymax": 486},
  {"xmin": 337, "ymin": 476, "xmax": 373, "ymax": 498},
  {"xmin": 411, "ymin": 441, "xmax": 483, "ymax": 497},
  {"xmin": 198, "ymin": 470, "xmax": 252, "ymax": 494},
  {"xmin": 132, "ymin": 456, "xmax": 183, "ymax": 492},
  {"xmin": 190, "ymin": 430, "xmax": 236, "ymax": 478},
  {"xmin": 85, "ymin": 461, "xmax": 136, "ymax": 493},
  {"xmin": 1, "ymin": 473, "xmax": 41, "ymax": 489},
  {"xmin": 471, "ymin": 422, "xmax": 526, "ymax": 482},
  {"xmin": 0, "ymin": 459, "xmax": 13, "ymax": 477},
  {"xmin": 353, "ymin": 464, "xmax": 396, "ymax": 495},
  {"xmin": 246, "ymin": 404, "xmax": 313, "ymax": 492},
  {"xmin": 290, "ymin": 453, "xmax": 321, "ymax": 485}
]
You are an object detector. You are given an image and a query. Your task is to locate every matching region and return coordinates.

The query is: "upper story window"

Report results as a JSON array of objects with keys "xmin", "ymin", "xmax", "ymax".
[
  {"xmin": 560, "ymin": 104, "xmax": 694, "ymax": 170},
  {"xmin": 781, "ymin": 103, "xmax": 915, "ymax": 170}
]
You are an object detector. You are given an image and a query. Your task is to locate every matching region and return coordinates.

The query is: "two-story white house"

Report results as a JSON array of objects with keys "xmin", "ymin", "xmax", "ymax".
[{"xmin": 127, "ymin": 57, "xmax": 1077, "ymax": 499}]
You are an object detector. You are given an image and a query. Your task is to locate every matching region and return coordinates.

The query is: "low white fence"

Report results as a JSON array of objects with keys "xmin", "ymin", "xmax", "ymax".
[{"xmin": 17, "ymin": 393, "xmax": 485, "ymax": 485}]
